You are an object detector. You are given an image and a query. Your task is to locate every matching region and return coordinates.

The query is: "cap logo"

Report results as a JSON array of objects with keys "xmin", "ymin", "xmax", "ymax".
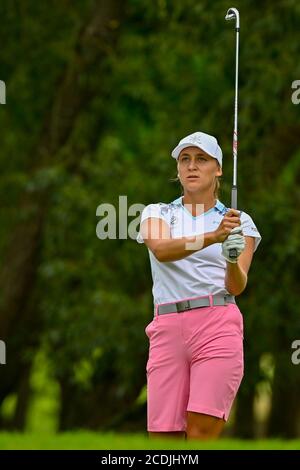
[{"xmin": 190, "ymin": 135, "xmax": 201, "ymax": 145}]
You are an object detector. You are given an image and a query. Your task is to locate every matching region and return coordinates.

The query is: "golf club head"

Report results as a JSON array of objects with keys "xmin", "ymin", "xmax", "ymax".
[{"xmin": 225, "ymin": 7, "xmax": 240, "ymax": 28}]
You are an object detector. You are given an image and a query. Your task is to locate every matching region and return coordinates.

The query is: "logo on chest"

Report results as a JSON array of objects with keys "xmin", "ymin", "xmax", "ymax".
[{"xmin": 170, "ymin": 215, "xmax": 178, "ymax": 226}]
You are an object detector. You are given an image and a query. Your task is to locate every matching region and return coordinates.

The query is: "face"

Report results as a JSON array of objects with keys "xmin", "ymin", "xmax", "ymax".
[{"xmin": 177, "ymin": 146, "xmax": 222, "ymax": 193}]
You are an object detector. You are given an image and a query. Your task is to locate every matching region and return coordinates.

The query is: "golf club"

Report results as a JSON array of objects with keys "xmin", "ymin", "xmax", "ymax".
[{"xmin": 225, "ymin": 7, "xmax": 240, "ymax": 260}]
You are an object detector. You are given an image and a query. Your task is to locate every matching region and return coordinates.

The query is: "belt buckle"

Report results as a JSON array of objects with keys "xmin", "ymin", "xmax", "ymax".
[{"xmin": 176, "ymin": 300, "xmax": 191, "ymax": 313}]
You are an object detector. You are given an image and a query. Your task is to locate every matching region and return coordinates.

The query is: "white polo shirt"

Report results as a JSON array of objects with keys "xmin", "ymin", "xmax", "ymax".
[{"xmin": 136, "ymin": 196, "xmax": 262, "ymax": 307}]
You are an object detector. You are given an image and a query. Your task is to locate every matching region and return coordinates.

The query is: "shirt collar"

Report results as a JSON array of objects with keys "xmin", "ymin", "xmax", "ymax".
[
  {"xmin": 214, "ymin": 199, "xmax": 227, "ymax": 215},
  {"xmin": 172, "ymin": 196, "xmax": 227, "ymax": 215}
]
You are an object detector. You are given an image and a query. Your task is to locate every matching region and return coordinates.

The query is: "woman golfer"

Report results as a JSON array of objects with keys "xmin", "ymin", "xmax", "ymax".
[{"xmin": 137, "ymin": 131, "xmax": 261, "ymax": 440}]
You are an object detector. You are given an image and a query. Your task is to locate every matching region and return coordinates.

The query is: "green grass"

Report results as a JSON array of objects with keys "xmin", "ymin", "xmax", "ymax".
[{"xmin": 0, "ymin": 432, "xmax": 300, "ymax": 450}]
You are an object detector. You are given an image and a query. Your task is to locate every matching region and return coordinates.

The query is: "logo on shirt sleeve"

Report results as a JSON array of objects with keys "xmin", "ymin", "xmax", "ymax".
[{"xmin": 159, "ymin": 204, "xmax": 170, "ymax": 216}]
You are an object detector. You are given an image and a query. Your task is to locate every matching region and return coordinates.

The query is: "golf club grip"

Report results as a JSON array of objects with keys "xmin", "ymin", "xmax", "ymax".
[
  {"xmin": 229, "ymin": 247, "xmax": 237, "ymax": 259},
  {"xmin": 231, "ymin": 186, "xmax": 237, "ymax": 210}
]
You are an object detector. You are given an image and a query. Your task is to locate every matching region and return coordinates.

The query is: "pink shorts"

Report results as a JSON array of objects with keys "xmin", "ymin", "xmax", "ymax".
[{"xmin": 145, "ymin": 300, "xmax": 244, "ymax": 432}]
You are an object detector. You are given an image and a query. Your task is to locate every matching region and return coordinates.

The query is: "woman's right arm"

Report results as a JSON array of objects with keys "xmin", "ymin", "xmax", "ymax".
[{"xmin": 140, "ymin": 210, "xmax": 241, "ymax": 262}]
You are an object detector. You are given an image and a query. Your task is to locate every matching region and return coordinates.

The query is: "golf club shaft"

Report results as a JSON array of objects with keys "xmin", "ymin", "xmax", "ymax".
[
  {"xmin": 226, "ymin": 8, "xmax": 240, "ymax": 260},
  {"xmin": 229, "ymin": 25, "xmax": 239, "ymax": 259},
  {"xmin": 231, "ymin": 18, "xmax": 239, "ymax": 207}
]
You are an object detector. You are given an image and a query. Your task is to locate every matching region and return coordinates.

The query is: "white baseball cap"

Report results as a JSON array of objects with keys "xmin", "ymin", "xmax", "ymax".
[{"xmin": 171, "ymin": 131, "xmax": 223, "ymax": 167}]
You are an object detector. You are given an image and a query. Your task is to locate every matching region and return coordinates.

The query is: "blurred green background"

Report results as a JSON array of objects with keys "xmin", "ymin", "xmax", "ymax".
[{"xmin": 1, "ymin": 0, "xmax": 300, "ymax": 448}]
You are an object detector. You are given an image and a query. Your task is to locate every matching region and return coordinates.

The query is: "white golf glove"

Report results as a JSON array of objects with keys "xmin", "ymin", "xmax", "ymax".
[{"xmin": 222, "ymin": 226, "xmax": 245, "ymax": 263}]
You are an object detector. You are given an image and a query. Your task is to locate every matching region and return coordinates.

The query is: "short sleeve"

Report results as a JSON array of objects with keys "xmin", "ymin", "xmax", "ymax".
[
  {"xmin": 241, "ymin": 211, "xmax": 262, "ymax": 252},
  {"xmin": 136, "ymin": 203, "xmax": 170, "ymax": 244}
]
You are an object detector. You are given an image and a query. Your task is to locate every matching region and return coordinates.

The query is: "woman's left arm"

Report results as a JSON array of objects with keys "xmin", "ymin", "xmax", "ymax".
[{"xmin": 225, "ymin": 236, "xmax": 255, "ymax": 296}]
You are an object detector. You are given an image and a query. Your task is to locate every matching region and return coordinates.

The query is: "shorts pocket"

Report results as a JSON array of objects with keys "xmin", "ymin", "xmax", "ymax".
[
  {"xmin": 145, "ymin": 319, "xmax": 156, "ymax": 338},
  {"xmin": 229, "ymin": 304, "xmax": 244, "ymax": 338}
]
